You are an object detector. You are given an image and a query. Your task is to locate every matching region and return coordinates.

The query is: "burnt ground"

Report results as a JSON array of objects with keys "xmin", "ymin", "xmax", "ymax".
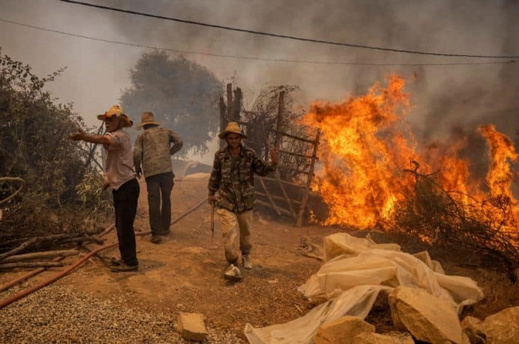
[{"xmin": 1, "ymin": 173, "xmax": 519, "ymax": 342}]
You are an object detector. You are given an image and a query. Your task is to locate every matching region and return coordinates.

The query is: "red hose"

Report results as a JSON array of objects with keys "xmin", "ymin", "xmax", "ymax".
[
  {"xmin": 0, "ymin": 197, "xmax": 207, "ymax": 309},
  {"xmin": 0, "ymin": 224, "xmax": 116, "ymax": 293},
  {"xmin": 0, "ymin": 267, "xmax": 47, "ymax": 293},
  {"xmin": 0, "ymin": 243, "xmax": 117, "ymax": 309}
]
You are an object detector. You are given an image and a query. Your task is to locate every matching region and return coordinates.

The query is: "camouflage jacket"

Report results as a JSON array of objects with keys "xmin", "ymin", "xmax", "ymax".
[
  {"xmin": 133, "ymin": 126, "xmax": 183, "ymax": 178},
  {"xmin": 208, "ymin": 145, "xmax": 277, "ymax": 214}
]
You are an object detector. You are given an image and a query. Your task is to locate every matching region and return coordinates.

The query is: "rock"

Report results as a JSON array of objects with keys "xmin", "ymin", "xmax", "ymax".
[
  {"xmin": 483, "ymin": 306, "xmax": 519, "ymax": 344},
  {"xmin": 388, "ymin": 286, "xmax": 463, "ymax": 343},
  {"xmin": 315, "ymin": 315, "xmax": 375, "ymax": 344},
  {"xmin": 353, "ymin": 332, "xmax": 414, "ymax": 344},
  {"xmin": 386, "ymin": 331, "xmax": 416, "ymax": 344},
  {"xmin": 462, "ymin": 331, "xmax": 472, "ymax": 344},
  {"xmin": 461, "ymin": 316, "xmax": 486, "ymax": 344},
  {"xmin": 176, "ymin": 312, "xmax": 208, "ymax": 342}
]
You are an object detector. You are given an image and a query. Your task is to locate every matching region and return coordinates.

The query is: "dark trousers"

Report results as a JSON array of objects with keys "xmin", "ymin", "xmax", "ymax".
[
  {"xmin": 145, "ymin": 172, "xmax": 174, "ymax": 236},
  {"xmin": 112, "ymin": 178, "xmax": 140, "ymax": 266}
]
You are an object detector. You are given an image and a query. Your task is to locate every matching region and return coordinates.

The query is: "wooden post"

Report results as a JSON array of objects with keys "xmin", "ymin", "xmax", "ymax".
[
  {"xmin": 275, "ymin": 91, "xmax": 285, "ymax": 148},
  {"xmin": 232, "ymin": 87, "xmax": 242, "ymax": 122},
  {"xmin": 226, "ymin": 83, "xmax": 233, "ymax": 121},
  {"xmin": 296, "ymin": 130, "xmax": 320, "ymax": 227},
  {"xmin": 219, "ymin": 96, "xmax": 226, "ymax": 148}
]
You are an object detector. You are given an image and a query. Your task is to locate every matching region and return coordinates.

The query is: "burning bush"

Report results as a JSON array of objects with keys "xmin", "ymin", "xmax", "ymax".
[
  {"xmin": 303, "ymin": 75, "xmax": 519, "ymax": 276},
  {"xmin": 394, "ymin": 161, "xmax": 519, "ymax": 277}
]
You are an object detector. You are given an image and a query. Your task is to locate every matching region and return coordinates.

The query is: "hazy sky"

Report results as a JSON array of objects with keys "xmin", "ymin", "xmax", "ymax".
[{"xmin": 1, "ymin": 0, "xmax": 518, "ymax": 162}]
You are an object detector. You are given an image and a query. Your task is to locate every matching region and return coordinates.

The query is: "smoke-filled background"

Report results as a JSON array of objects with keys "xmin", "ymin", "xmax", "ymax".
[{"xmin": 1, "ymin": 0, "xmax": 518, "ymax": 163}]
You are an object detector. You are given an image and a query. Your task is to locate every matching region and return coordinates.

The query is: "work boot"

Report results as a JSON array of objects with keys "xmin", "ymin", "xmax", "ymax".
[
  {"xmin": 242, "ymin": 254, "xmax": 253, "ymax": 270},
  {"xmin": 110, "ymin": 261, "xmax": 138, "ymax": 272},
  {"xmin": 223, "ymin": 263, "xmax": 242, "ymax": 281},
  {"xmin": 110, "ymin": 257, "xmax": 124, "ymax": 266},
  {"xmin": 151, "ymin": 235, "xmax": 163, "ymax": 244}
]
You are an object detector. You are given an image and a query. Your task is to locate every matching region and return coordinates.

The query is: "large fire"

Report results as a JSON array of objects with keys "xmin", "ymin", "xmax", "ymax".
[{"xmin": 302, "ymin": 75, "xmax": 519, "ymax": 231}]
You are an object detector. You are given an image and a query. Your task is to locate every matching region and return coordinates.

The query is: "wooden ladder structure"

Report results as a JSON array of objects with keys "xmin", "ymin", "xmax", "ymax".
[
  {"xmin": 256, "ymin": 128, "xmax": 320, "ymax": 227},
  {"xmin": 256, "ymin": 90, "xmax": 319, "ymax": 227}
]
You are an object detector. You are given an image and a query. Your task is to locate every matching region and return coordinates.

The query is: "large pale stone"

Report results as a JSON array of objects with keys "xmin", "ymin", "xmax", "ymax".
[
  {"xmin": 461, "ymin": 316, "xmax": 486, "ymax": 344},
  {"xmin": 176, "ymin": 312, "xmax": 208, "ymax": 342},
  {"xmin": 388, "ymin": 286, "xmax": 463, "ymax": 343},
  {"xmin": 315, "ymin": 315, "xmax": 375, "ymax": 344},
  {"xmin": 353, "ymin": 332, "xmax": 414, "ymax": 344},
  {"xmin": 483, "ymin": 306, "xmax": 519, "ymax": 344}
]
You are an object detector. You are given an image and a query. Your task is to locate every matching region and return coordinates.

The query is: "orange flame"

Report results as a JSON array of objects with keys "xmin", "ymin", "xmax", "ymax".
[
  {"xmin": 303, "ymin": 75, "xmax": 518, "ymax": 230},
  {"xmin": 478, "ymin": 124, "xmax": 518, "ymax": 200},
  {"xmin": 302, "ymin": 75, "xmax": 418, "ymax": 227}
]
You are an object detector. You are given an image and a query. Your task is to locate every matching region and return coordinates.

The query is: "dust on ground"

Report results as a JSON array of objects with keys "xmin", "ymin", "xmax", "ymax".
[{"xmin": 1, "ymin": 173, "xmax": 518, "ymax": 342}]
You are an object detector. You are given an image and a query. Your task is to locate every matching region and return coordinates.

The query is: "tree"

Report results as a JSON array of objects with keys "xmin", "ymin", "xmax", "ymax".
[
  {"xmin": 0, "ymin": 50, "xmax": 82, "ymax": 202},
  {"xmin": 120, "ymin": 51, "xmax": 223, "ymax": 155},
  {"xmin": 0, "ymin": 49, "xmax": 107, "ymax": 238}
]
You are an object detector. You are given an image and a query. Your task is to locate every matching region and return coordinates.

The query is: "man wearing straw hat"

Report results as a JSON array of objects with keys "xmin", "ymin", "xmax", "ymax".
[
  {"xmin": 69, "ymin": 105, "xmax": 140, "ymax": 272},
  {"xmin": 133, "ymin": 112, "xmax": 183, "ymax": 244},
  {"xmin": 208, "ymin": 122, "xmax": 278, "ymax": 281}
]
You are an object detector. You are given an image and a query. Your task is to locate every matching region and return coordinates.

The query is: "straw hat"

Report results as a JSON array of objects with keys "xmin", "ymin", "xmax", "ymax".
[
  {"xmin": 136, "ymin": 112, "xmax": 161, "ymax": 130},
  {"xmin": 218, "ymin": 122, "xmax": 247, "ymax": 139},
  {"xmin": 97, "ymin": 105, "xmax": 133, "ymax": 128}
]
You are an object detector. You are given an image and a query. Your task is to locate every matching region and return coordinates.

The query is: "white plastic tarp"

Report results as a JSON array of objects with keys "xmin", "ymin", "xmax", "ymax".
[
  {"xmin": 244, "ymin": 285, "xmax": 391, "ymax": 344},
  {"xmin": 245, "ymin": 232, "xmax": 484, "ymax": 344}
]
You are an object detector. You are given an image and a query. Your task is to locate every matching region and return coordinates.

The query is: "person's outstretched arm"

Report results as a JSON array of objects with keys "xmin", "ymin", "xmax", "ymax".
[{"xmin": 69, "ymin": 128, "xmax": 111, "ymax": 145}]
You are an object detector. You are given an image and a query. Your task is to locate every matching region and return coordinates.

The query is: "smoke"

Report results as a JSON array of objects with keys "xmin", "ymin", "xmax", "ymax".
[
  {"xmin": 96, "ymin": 0, "xmax": 518, "ymax": 132},
  {"xmin": 2, "ymin": 0, "xmax": 517, "ymax": 152}
]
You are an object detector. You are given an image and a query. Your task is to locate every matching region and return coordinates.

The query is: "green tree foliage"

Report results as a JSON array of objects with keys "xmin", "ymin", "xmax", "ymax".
[
  {"xmin": 0, "ymin": 49, "xmax": 106, "ymax": 238},
  {"xmin": 121, "ymin": 51, "xmax": 223, "ymax": 155}
]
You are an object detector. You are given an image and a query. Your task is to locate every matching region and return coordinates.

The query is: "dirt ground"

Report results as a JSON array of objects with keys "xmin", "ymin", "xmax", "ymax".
[
  {"xmin": 1, "ymin": 173, "xmax": 519, "ymax": 342},
  {"xmin": 0, "ymin": 174, "xmax": 341, "ymax": 341}
]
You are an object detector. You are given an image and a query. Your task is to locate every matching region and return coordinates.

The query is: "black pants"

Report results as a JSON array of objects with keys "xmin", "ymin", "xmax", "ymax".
[
  {"xmin": 145, "ymin": 172, "xmax": 174, "ymax": 236},
  {"xmin": 112, "ymin": 178, "xmax": 140, "ymax": 266}
]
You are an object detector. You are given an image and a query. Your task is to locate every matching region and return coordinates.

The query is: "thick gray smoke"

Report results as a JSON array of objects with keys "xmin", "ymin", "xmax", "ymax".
[
  {"xmin": 2, "ymin": 0, "xmax": 517, "ymax": 163},
  {"xmin": 99, "ymin": 0, "xmax": 518, "ymax": 141}
]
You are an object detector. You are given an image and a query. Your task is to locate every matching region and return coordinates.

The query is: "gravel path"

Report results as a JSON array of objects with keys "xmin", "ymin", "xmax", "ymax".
[{"xmin": 0, "ymin": 284, "xmax": 245, "ymax": 343}]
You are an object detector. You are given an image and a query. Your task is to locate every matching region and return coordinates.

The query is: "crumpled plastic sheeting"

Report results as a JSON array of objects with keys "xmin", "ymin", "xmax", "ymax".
[
  {"xmin": 323, "ymin": 232, "xmax": 401, "ymax": 262},
  {"xmin": 299, "ymin": 233, "xmax": 484, "ymax": 307},
  {"xmin": 244, "ymin": 285, "xmax": 391, "ymax": 344},
  {"xmin": 244, "ymin": 233, "xmax": 484, "ymax": 344}
]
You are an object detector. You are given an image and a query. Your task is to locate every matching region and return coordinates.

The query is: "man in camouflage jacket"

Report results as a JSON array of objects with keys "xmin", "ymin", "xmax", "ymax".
[
  {"xmin": 208, "ymin": 122, "xmax": 278, "ymax": 280},
  {"xmin": 134, "ymin": 112, "xmax": 183, "ymax": 244}
]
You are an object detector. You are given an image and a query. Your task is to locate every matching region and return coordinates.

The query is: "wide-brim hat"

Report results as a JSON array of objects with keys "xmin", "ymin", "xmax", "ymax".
[
  {"xmin": 136, "ymin": 111, "xmax": 161, "ymax": 130},
  {"xmin": 97, "ymin": 105, "xmax": 133, "ymax": 128},
  {"xmin": 218, "ymin": 121, "xmax": 247, "ymax": 139}
]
